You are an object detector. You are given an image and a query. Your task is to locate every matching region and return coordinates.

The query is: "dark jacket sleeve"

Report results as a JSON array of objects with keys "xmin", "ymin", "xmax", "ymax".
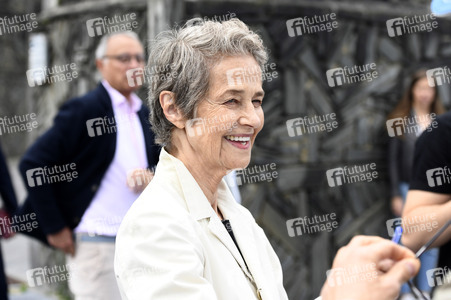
[
  {"xmin": 388, "ymin": 137, "xmax": 402, "ymax": 198},
  {"xmin": 19, "ymin": 99, "xmax": 88, "ymax": 235},
  {"xmin": 0, "ymin": 144, "xmax": 18, "ymax": 214}
]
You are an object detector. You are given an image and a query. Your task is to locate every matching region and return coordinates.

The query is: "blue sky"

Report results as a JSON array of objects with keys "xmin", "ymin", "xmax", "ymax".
[{"xmin": 431, "ymin": 0, "xmax": 451, "ymax": 15}]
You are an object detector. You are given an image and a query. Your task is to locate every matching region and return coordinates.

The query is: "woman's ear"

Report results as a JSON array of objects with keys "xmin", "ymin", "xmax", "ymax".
[{"xmin": 159, "ymin": 91, "xmax": 185, "ymax": 128}]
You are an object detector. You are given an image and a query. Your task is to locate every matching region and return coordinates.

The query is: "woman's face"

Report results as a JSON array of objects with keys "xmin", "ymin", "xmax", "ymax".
[
  {"xmin": 412, "ymin": 77, "xmax": 435, "ymax": 109},
  {"xmin": 184, "ymin": 55, "xmax": 264, "ymax": 172}
]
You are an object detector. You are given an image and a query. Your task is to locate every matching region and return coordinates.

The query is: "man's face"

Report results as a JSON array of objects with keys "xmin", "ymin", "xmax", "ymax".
[{"xmin": 96, "ymin": 35, "xmax": 145, "ymax": 96}]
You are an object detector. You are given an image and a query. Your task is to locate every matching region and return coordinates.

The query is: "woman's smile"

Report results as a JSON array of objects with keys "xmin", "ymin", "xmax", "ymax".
[{"xmin": 224, "ymin": 134, "xmax": 252, "ymax": 149}]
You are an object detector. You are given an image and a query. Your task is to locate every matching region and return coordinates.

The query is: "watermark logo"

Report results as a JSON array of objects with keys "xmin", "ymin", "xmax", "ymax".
[
  {"xmin": 386, "ymin": 218, "xmax": 403, "ymax": 237},
  {"xmin": 286, "ymin": 113, "xmax": 338, "ymax": 137},
  {"xmin": 426, "ymin": 67, "xmax": 451, "ymax": 87},
  {"xmin": 226, "ymin": 63, "xmax": 278, "ymax": 86},
  {"xmin": 86, "ymin": 13, "xmax": 138, "ymax": 37},
  {"xmin": 26, "ymin": 63, "xmax": 78, "ymax": 87},
  {"xmin": 185, "ymin": 115, "xmax": 237, "ymax": 137},
  {"xmin": 0, "ymin": 13, "xmax": 38, "ymax": 35},
  {"xmin": 0, "ymin": 213, "xmax": 38, "ymax": 236},
  {"xmin": 126, "ymin": 63, "xmax": 177, "ymax": 87},
  {"xmin": 386, "ymin": 113, "xmax": 437, "ymax": 137},
  {"xmin": 427, "ymin": 267, "xmax": 450, "ymax": 287},
  {"xmin": 326, "ymin": 63, "xmax": 378, "ymax": 87},
  {"xmin": 386, "ymin": 213, "xmax": 438, "ymax": 237},
  {"xmin": 121, "ymin": 266, "xmax": 166, "ymax": 289},
  {"xmin": 86, "ymin": 117, "xmax": 116, "ymax": 137},
  {"xmin": 26, "ymin": 163, "xmax": 78, "ymax": 187},
  {"xmin": 85, "ymin": 216, "xmax": 123, "ymax": 237},
  {"xmin": 202, "ymin": 12, "xmax": 236, "ymax": 23},
  {"xmin": 127, "ymin": 68, "xmax": 144, "ymax": 87},
  {"xmin": 26, "ymin": 263, "xmax": 75, "ymax": 287},
  {"xmin": 0, "ymin": 113, "xmax": 38, "ymax": 136},
  {"xmin": 386, "ymin": 14, "xmax": 438, "ymax": 37},
  {"xmin": 287, "ymin": 213, "xmax": 338, "ymax": 237},
  {"xmin": 186, "ymin": 12, "xmax": 237, "ymax": 28},
  {"xmin": 234, "ymin": 163, "xmax": 278, "ymax": 186},
  {"xmin": 126, "ymin": 168, "xmax": 154, "ymax": 188},
  {"xmin": 326, "ymin": 163, "xmax": 378, "ymax": 187},
  {"xmin": 86, "ymin": 113, "xmax": 141, "ymax": 137},
  {"xmin": 326, "ymin": 263, "xmax": 378, "ymax": 287},
  {"xmin": 286, "ymin": 13, "xmax": 338, "ymax": 37},
  {"xmin": 426, "ymin": 167, "xmax": 451, "ymax": 187}
]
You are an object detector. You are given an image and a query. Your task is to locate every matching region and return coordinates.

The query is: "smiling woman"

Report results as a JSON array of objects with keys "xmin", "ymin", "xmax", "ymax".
[{"xmin": 114, "ymin": 17, "xmax": 422, "ymax": 300}]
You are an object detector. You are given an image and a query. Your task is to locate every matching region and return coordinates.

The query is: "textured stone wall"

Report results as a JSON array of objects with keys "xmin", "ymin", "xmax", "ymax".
[{"xmin": 0, "ymin": 0, "xmax": 41, "ymax": 156}]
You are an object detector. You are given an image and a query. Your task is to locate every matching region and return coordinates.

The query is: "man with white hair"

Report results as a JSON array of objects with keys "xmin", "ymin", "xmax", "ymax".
[{"xmin": 18, "ymin": 31, "xmax": 160, "ymax": 299}]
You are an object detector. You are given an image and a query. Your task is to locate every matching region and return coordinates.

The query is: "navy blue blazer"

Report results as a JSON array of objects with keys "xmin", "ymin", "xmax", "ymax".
[{"xmin": 17, "ymin": 83, "xmax": 160, "ymax": 243}]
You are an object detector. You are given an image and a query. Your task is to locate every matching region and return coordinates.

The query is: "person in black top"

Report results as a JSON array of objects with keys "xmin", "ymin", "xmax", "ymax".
[
  {"xmin": 388, "ymin": 70, "xmax": 445, "ymax": 217},
  {"xmin": 387, "ymin": 70, "xmax": 445, "ymax": 299},
  {"xmin": 402, "ymin": 111, "xmax": 451, "ymax": 297}
]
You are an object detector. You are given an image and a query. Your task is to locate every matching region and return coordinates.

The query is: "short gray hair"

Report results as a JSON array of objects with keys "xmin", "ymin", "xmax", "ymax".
[
  {"xmin": 148, "ymin": 18, "xmax": 268, "ymax": 148},
  {"xmin": 95, "ymin": 31, "xmax": 141, "ymax": 59}
]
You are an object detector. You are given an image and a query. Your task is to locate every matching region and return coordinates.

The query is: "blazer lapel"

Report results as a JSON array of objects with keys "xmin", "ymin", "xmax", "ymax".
[
  {"xmin": 207, "ymin": 215, "xmax": 254, "ymax": 281},
  {"xmin": 218, "ymin": 184, "xmax": 268, "ymax": 299},
  {"xmin": 227, "ymin": 215, "xmax": 267, "ymax": 299}
]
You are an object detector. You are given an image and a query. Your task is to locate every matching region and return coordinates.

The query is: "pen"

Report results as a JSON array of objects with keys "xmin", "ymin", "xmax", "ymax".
[
  {"xmin": 389, "ymin": 224, "xmax": 427, "ymax": 300},
  {"xmin": 391, "ymin": 226, "xmax": 403, "ymax": 244}
]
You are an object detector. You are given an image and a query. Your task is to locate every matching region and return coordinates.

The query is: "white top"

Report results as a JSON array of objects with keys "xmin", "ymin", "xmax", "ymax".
[
  {"xmin": 224, "ymin": 170, "xmax": 242, "ymax": 204},
  {"xmin": 114, "ymin": 148, "xmax": 289, "ymax": 300},
  {"xmin": 74, "ymin": 80, "xmax": 148, "ymax": 236}
]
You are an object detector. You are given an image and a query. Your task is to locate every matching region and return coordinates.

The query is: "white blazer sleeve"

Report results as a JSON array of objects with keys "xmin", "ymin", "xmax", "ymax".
[{"xmin": 115, "ymin": 209, "xmax": 218, "ymax": 300}]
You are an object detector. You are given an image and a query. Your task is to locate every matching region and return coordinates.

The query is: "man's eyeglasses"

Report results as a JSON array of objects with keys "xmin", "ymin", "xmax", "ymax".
[
  {"xmin": 102, "ymin": 54, "xmax": 145, "ymax": 64},
  {"xmin": 392, "ymin": 219, "xmax": 451, "ymax": 300}
]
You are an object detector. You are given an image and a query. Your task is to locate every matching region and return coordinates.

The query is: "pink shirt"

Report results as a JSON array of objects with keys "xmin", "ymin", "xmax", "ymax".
[{"xmin": 74, "ymin": 80, "xmax": 148, "ymax": 236}]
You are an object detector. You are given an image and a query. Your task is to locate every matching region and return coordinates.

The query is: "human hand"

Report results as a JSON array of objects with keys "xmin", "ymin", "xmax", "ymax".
[
  {"xmin": 47, "ymin": 227, "xmax": 75, "ymax": 256},
  {"xmin": 126, "ymin": 168, "xmax": 154, "ymax": 194},
  {"xmin": 391, "ymin": 196, "xmax": 403, "ymax": 217},
  {"xmin": 1, "ymin": 232, "xmax": 15, "ymax": 239},
  {"xmin": 320, "ymin": 236, "xmax": 420, "ymax": 300},
  {"xmin": 0, "ymin": 209, "xmax": 15, "ymax": 239}
]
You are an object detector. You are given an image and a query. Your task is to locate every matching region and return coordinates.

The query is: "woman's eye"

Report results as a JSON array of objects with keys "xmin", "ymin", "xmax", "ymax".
[
  {"xmin": 224, "ymin": 99, "xmax": 238, "ymax": 105},
  {"xmin": 252, "ymin": 99, "xmax": 263, "ymax": 107}
]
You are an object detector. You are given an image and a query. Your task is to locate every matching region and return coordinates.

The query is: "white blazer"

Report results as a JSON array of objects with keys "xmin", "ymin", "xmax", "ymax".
[{"xmin": 114, "ymin": 148, "xmax": 289, "ymax": 300}]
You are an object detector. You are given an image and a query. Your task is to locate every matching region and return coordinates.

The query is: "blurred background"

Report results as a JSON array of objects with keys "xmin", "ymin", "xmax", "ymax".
[{"xmin": 1, "ymin": 0, "xmax": 451, "ymax": 299}]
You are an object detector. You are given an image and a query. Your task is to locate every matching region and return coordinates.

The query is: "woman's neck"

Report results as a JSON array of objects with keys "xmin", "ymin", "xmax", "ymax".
[
  {"xmin": 168, "ymin": 144, "xmax": 226, "ymax": 219},
  {"xmin": 413, "ymin": 104, "xmax": 430, "ymax": 116}
]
